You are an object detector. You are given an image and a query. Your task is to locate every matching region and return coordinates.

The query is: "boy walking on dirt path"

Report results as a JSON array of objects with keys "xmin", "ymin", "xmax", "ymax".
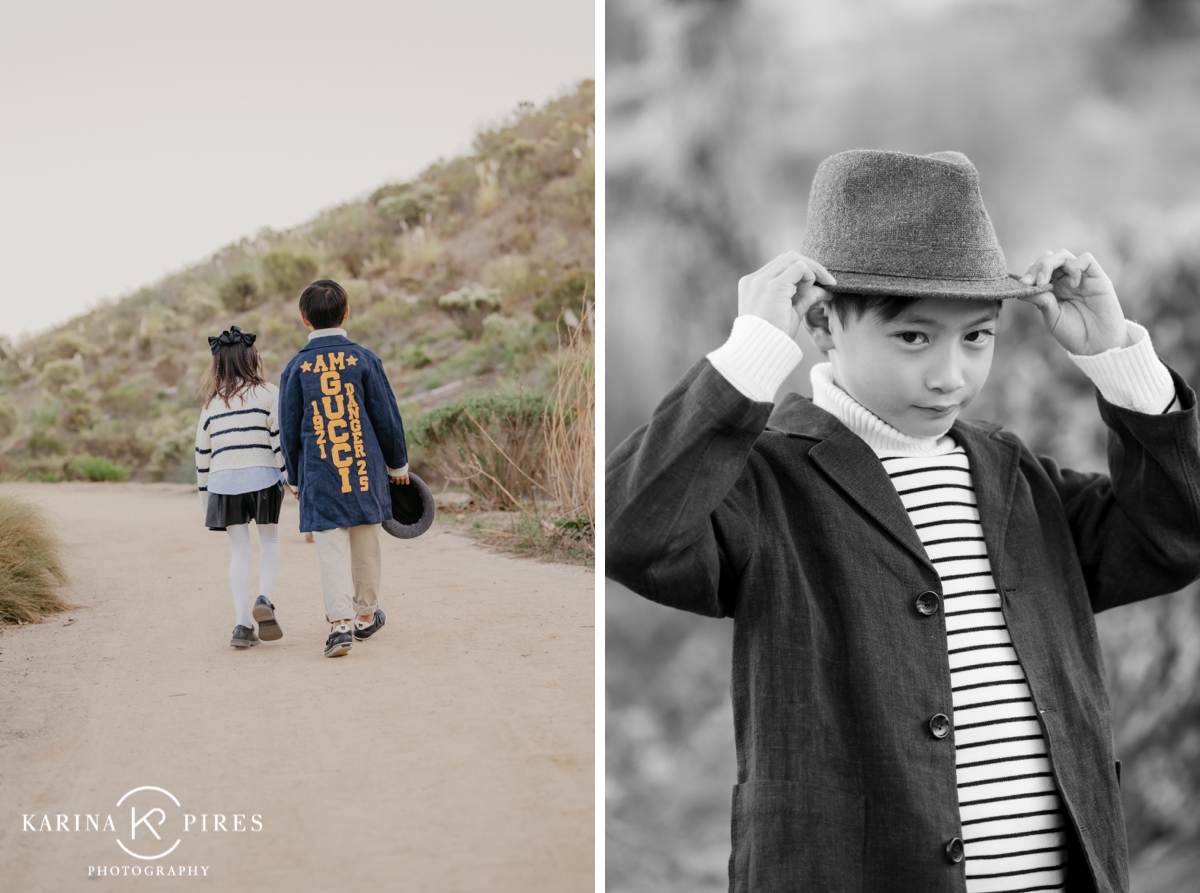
[{"xmin": 279, "ymin": 279, "xmax": 411, "ymax": 658}]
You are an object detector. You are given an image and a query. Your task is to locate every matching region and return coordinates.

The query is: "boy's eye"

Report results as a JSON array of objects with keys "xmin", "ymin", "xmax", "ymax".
[
  {"xmin": 896, "ymin": 332, "xmax": 928, "ymax": 345},
  {"xmin": 965, "ymin": 329, "xmax": 996, "ymax": 344}
]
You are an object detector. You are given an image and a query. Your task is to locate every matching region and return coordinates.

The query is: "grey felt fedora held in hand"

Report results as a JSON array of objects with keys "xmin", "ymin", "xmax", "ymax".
[{"xmin": 800, "ymin": 149, "xmax": 1053, "ymax": 300}]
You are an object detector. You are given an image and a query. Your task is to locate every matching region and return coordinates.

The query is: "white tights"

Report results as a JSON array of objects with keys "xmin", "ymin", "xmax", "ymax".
[{"xmin": 226, "ymin": 524, "xmax": 280, "ymax": 628}]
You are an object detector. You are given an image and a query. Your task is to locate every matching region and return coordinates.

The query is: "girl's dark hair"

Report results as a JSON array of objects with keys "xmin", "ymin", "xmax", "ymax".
[
  {"xmin": 202, "ymin": 341, "xmax": 267, "ymax": 408},
  {"xmin": 299, "ymin": 279, "xmax": 348, "ymax": 330}
]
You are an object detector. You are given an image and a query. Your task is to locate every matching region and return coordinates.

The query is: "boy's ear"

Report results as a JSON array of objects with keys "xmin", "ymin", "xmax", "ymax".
[{"xmin": 803, "ymin": 297, "xmax": 837, "ymax": 352}]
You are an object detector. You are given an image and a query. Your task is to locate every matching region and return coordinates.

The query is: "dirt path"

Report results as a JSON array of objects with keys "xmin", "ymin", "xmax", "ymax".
[{"xmin": 0, "ymin": 482, "xmax": 594, "ymax": 892}]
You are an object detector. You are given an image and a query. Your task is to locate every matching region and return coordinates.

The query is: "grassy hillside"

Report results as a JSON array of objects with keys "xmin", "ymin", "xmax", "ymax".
[{"xmin": 0, "ymin": 81, "xmax": 594, "ymax": 486}]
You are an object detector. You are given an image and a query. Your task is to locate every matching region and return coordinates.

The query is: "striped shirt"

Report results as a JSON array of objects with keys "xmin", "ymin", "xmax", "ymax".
[
  {"xmin": 195, "ymin": 384, "xmax": 286, "ymax": 494},
  {"xmin": 882, "ymin": 447, "xmax": 1066, "ymax": 893}
]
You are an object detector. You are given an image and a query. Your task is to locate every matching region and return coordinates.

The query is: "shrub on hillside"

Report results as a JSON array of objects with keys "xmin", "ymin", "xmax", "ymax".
[
  {"xmin": 410, "ymin": 393, "xmax": 546, "ymax": 510},
  {"xmin": 0, "ymin": 394, "xmax": 17, "ymax": 438},
  {"xmin": 534, "ymin": 269, "xmax": 594, "ymax": 325},
  {"xmin": 0, "ymin": 494, "xmax": 69, "ymax": 623},
  {"xmin": 70, "ymin": 454, "xmax": 130, "ymax": 482},
  {"xmin": 482, "ymin": 312, "xmax": 538, "ymax": 370},
  {"xmin": 37, "ymin": 357, "xmax": 84, "ymax": 393},
  {"xmin": 218, "ymin": 273, "xmax": 261, "ymax": 312},
  {"xmin": 261, "ymin": 250, "xmax": 318, "ymax": 297},
  {"xmin": 376, "ymin": 183, "xmax": 448, "ymax": 227},
  {"xmin": 437, "ymin": 286, "xmax": 503, "ymax": 338}
]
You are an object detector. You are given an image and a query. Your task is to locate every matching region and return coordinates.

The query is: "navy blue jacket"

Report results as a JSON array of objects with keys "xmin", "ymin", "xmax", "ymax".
[{"xmin": 279, "ymin": 334, "xmax": 408, "ymax": 532}]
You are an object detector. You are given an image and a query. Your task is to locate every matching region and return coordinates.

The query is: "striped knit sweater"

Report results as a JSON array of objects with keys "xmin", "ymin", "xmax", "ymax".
[
  {"xmin": 195, "ymin": 384, "xmax": 286, "ymax": 494},
  {"xmin": 811, "ymin": 364, "xmax": 1068, "ymax": 892}
]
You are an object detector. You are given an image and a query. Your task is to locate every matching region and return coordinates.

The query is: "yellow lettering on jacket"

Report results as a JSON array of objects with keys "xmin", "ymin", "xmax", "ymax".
[
  {"xmin": 327, "ymin": 419, "xmax": 349, "ymax": 443},
  {"xmin": 331, "ymin": 442, "xmax": 353, "ymax": 468},
  {"xmin": 313, "ymin": 354, "xmax": 328, "ymax": 373},
  {"xmin": 310, "ymin": 401, "xmax": 327, "ymax": 459},
  {"xmin": 320, "ymin": 371, "xmax": 341, "ymax": 396},
  {"xmin": 328, "ymin": 352, "xmax": 345, "ymax": 371},
  {"xmin": 322, "ymin": 395, "xmax": 344, "ymax": 419}
]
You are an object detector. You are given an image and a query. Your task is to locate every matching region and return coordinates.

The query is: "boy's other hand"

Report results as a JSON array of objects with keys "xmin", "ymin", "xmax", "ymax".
[
  {"xmin": 390, "ymin": 474, "xmax": 410, "ymax": 485},
  {"xmin": 287, "ymin": 485, "xmax": 298, "ymax": 500},
  {"xmin": 739, "ymin": 251, "xmax": 836, "ymax": 338},
  {"xmin": 1018, "ymin": 249, "xmax": 1132, "ymax": 356}
]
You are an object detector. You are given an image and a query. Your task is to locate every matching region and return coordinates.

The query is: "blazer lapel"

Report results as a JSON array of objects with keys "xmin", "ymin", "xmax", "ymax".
[
  {"xmin": 952, "ymin": 420, "xmax": 1021, "ymax": 584},
  {"xmin": 808, "ymin": 428, "xmax": 936, "ymax": 571},
  {"xmin": 769, "ymin": 396, "xmax": 934, "ymax": 571}
]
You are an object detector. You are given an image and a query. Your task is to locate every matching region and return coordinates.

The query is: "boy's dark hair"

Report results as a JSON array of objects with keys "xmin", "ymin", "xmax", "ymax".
[
  {"xmin": 299, "ymin": 279, "xmax": 348, "ymax": 329},
  {"xmin": 829, "ymin": 292, "xmax": 1001, "ymax": 325}
]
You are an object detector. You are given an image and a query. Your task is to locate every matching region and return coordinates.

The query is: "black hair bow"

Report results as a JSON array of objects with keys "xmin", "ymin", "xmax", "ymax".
[{"xmin": 208, "ymin": 325, "xmax": 257, "ymax": 355}]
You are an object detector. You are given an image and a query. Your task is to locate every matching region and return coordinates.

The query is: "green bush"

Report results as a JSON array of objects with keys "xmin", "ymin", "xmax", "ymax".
[
  {"xmin": 71, "ymin": 454, "xmax": 130, "ymax": 482},
  {"xmin": 534, "ymin": 269, "xmax": 594, "ymax": 323},
  {"xmin": 261, "ymin": 250, "xmax": 318, "ymax": 297},
  {"xmin": 37, "ymin": 357, "xmax": 83, "ymax": 393},
  {"xmin": 410, "ymin": 393, "xmax": 546, "ymax": 509},
  {"xmin": 0, "ymin": 494, "xmax": 69, "ymax": 623},
  {"xmin": 0, "ymin": 394, "xmax": 17, "ymax": 438},
  {"xmin": 218, "ymin": 272, "xmax": 261, "ymax": 312},
  {"xmin": 437, "ymin": 286, "xmax": 503, "ymax": 338}
]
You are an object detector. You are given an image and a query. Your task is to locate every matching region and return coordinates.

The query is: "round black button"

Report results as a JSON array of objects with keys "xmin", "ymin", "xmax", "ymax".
[
  {"xmin": 915, "ymin": 591, "xmax": 940, "ymax": 616},
  {"xmin": 945, "ymin": 837, "xmax": 964, "ymax": 863},
  {"xmin": 929, "ymin": 714, "xmax": 951, "ymax": 739}
]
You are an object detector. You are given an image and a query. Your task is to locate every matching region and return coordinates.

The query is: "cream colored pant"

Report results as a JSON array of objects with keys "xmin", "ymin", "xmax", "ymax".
[{"xmin": 311, "ymin": 524, "xmax": 381, "ymax": 623}]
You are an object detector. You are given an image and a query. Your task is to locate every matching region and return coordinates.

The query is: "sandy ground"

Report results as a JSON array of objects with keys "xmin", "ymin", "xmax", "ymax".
[{"xmin": 0, "ymin": 482, "xmax": 594, "ymax": 892}]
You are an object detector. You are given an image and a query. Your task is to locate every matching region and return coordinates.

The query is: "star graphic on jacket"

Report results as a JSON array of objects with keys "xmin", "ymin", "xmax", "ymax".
[
  {"xmin": 301, "ymin": 361, "xmax": 313, "ymax": 372},
  {"xmin": 346, "ymin": 355, "xmax": 358, "ymax": 366}
]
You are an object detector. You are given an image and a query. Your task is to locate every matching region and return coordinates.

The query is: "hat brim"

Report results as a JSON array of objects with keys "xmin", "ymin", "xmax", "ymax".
[
  {"xmin": 824, "ymin": 270, "xmax": 1052, "ymax": 301},
  {"xmin": 382, "ymin": 472, "xmax": 436, "ymax": 539}
]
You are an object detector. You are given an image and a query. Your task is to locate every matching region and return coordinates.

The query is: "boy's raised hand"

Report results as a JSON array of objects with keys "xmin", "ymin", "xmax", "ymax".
[
  {"xmin": 739, "ymin": 251, "xmax": 836, "ymax": 338},
  {"xmin": 1018, "ymin": 249, "xmax": 1132, "ymax": 356}
]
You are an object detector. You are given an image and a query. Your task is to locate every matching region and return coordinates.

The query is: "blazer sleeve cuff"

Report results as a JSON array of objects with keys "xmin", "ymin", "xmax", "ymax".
[
  {"xmin": 706, "ymin": 315, "xmax": 803, "ymax": 404},
  {"xmin": 1069, "ymin": 320, "xmax": 1178, "ymax": 415}
]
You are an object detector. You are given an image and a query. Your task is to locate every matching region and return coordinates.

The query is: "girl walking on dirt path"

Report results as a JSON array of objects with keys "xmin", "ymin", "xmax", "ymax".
[{"xmin": 196, "ymin": 325, "xmax": 287, "ymax": 648}]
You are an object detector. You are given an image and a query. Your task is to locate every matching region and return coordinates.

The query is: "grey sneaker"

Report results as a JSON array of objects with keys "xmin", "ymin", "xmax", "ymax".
[
  {"xmin": 231, "ymin": 625, "xmax": 260, "ymax": 648},
  {"xmin": 324, "ymin": 623, "xmax": 353, "ymax": 658},
  {"xmin": 252, "ymin": 596, "xmax": 282, "ymax": 641},
  {"xmin": 352, "ymin": 609, "xmax": 386, "ymax": 642}
]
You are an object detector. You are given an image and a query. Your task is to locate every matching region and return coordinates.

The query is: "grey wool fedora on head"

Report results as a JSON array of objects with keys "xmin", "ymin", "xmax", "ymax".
[{"xmin": 800, "ymin": 149, "xmax": 1052, "ymax": 301}]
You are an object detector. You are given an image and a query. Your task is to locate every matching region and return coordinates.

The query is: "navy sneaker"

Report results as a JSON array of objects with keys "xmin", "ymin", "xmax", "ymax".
[
  {"xmin": 324, "ymin": 623, "xmax": 353, "ymax": 658},
  {"xmin": 231, "ymin": 625, "xmax": 260, "ymax": 648},
  {"xmin": 353, "ymin": 609, "xmax": 386, "ymax": 642},
  {"xmin": 252, "ymin": 596, "xmax": 282, "ymax": 641}
]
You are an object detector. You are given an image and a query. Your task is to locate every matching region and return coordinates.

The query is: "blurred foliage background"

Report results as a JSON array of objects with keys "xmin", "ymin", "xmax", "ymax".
[
  {"xmin": 605, "ymin": 1, "xmax": 1200, "ymax": 890},
  {"xmin": 0, "ymin": 83, "xmax": 593, "ymax": 511}
]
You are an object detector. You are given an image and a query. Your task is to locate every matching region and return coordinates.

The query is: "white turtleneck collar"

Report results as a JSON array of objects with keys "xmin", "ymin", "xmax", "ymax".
[
  {"xmin": 308, "ymin": 327, "xmax": 347, "ymax": 341},
  {"xmin": 809, "ymin": 363, "xmax": 958, "ymax": 458}
]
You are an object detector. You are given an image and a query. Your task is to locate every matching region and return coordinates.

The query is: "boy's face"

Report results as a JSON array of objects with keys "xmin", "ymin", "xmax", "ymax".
[{"xmin": 826, "ymin": 297, "xmax": 1000, "ymax": 438}]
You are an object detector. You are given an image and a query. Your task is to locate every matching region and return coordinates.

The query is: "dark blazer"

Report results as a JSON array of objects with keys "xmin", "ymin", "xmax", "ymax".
[
  {"xmin": 605, "ymin": 359, "xmax": 1200, "ymax": 893},
  {"xmin": 279, "ymin": 334, "xmax": 408, "ymax": 532}
]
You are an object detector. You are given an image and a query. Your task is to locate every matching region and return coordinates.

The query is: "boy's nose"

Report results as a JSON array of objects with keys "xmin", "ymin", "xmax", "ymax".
[{"xmin": 925, "ymin": 359, "xmax": 965, "ymax": 394}]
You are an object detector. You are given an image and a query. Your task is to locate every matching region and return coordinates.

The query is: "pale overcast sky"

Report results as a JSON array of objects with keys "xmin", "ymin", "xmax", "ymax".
[{"xmin": 0, "ymin": 0, "xmax": 594, "ymax": 339}]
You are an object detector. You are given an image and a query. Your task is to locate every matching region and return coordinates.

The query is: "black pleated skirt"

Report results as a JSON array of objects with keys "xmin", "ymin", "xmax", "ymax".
[{"xmin": 205, "ymin": 482, "xmax": 284, "ymax": 531}]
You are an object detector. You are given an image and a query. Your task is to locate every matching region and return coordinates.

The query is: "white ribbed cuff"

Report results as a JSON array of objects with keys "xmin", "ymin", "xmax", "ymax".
[
  {"xmin": 388, "ymin": 464, "xmax": 409, "ymax": 477},
  {"xmin": 1069, "ymin": 321, "xmax": 1176, "ymax": 415},
  {"xmin": 706, "ymin": 315, "xmax": 804, "ymax": 404}
]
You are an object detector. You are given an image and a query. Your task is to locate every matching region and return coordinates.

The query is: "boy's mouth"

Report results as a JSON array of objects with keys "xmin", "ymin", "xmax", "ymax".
[{"xmin": 916, "ymin": 404, "xmax": 958, "ymax": 417}]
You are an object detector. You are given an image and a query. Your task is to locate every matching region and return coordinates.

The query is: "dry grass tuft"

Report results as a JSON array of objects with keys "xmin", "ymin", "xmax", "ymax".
[
  {"xmin": 0, "ymin": 494, "xmax": 69, "ymax": 624},
  {"xmin": 543, "ymin": 298, "xmax": 595, "ymax": 532}
]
